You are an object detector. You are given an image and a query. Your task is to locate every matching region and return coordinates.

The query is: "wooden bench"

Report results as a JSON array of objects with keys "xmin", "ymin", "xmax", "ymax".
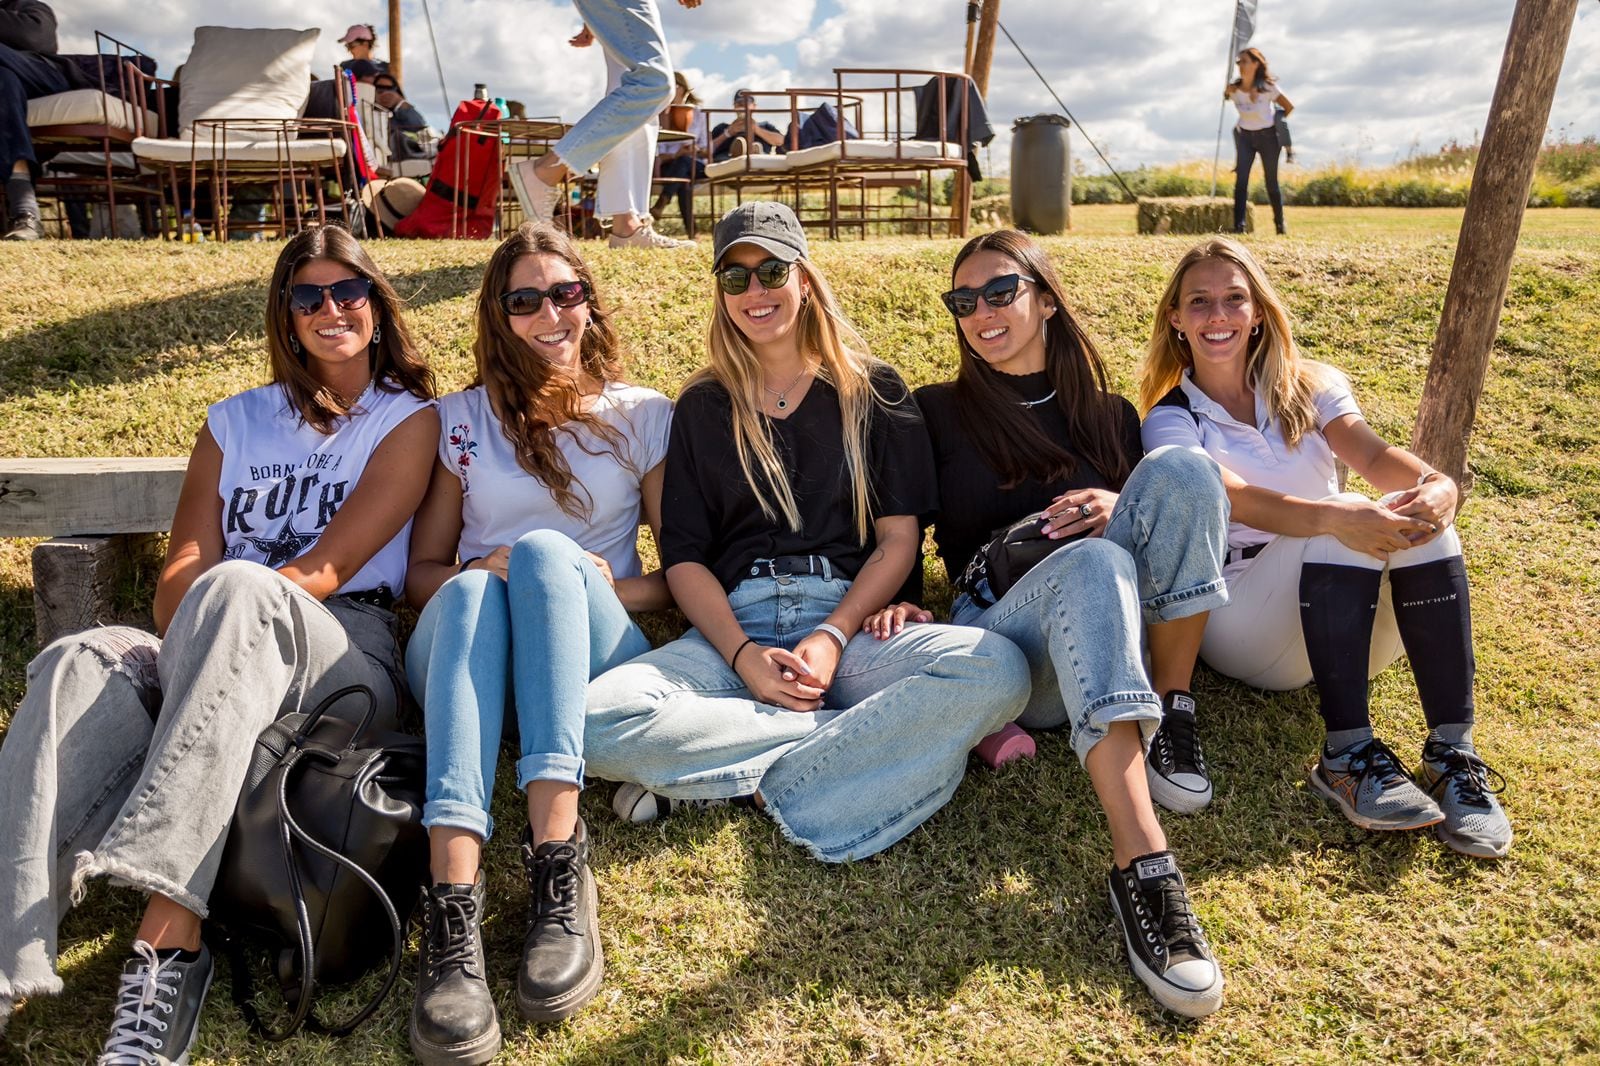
[{"xmin": 0, "ymin": 458, "xmax": 186, "ymax": 647}]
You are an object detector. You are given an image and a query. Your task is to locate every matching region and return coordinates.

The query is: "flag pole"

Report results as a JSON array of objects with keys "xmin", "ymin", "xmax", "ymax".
[{"xmin": 1210, "ymin": 2, "xmax": 1241, "ymax": 197}]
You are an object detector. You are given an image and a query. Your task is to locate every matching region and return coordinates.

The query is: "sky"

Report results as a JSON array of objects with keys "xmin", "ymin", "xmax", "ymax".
[{"xmin": 62, "ymin": 0, "xmax": 1600, "ymax": 175}]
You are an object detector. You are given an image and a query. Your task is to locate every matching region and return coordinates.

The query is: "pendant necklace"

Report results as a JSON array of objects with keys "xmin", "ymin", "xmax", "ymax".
[
  {"xmin": 1018, "ymin": 389, "xmax": 1056, "ymax": 408},
  {"xmin": 764, "ymin": 364, "xmax": 811, "ymax": 411}
]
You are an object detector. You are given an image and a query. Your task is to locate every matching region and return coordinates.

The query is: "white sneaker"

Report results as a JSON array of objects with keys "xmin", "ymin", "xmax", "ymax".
[
  {"xmin": 509, "ymin": 158, "xmax": 558, "ymax": 224},
  {"xmin": 612, "ymin": 782, "xmax": 729, "ymax": 823},
  {"xmin": 607, "ymin": 217, "xmax": 696, "ymax": 251}
]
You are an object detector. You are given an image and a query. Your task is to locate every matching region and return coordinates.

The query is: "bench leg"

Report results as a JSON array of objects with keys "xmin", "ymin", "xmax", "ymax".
[{"xmin": 32, "ymin": 535, "xmax": 162, "ymax": 647}]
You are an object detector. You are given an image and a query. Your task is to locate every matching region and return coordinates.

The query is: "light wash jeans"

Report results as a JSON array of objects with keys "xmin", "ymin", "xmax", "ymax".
[
  {"xmin": 950, "ymin": 446, "xmax": 1231, "ymax": 764},
  {"xmin": 560, "ymin": 0, "xmax": 673, "ymax": 216},
  {"xmin": 0, "ymin": 561, "xmax": 401, "ymax": 1029},
  {"xmin": 405, "ymin": 529, "xmax": 652, "ymax": 841},
  {"xmin": 583, "ymin": 569, "xmax": 1031, "ymax": 863}
]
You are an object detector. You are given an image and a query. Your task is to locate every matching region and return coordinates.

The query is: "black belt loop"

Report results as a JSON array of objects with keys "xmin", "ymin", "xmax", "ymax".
[
  {"xmin": 1227, "ymin": 542, "xmax": 1268, "ymax": 566},
  {"xmin": 747, "ymin": 555, "xmax": 851, "ymax": 581},
  {"xmin": 336, "ymin": 587, "xmax": 395, "ymax": 611}
]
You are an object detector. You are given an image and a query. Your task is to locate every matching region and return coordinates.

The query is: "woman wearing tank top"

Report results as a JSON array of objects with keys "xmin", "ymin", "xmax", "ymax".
[
  {"xmin": 0, "ymin": 226, "xmax": 439, "ymax": 1063},
  {"xmin": 401, "ymin": 224, "xmax": 673, "ymax": 1061}
]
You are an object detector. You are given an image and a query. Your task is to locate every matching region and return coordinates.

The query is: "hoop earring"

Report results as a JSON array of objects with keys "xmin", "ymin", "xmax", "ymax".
[
  {"xmin": 1250, "ymin": 324, "xmax": 1261, "ymax": 337},
  {"xmin": 1177, "ymin": 330, "xmax": 1185, "ymax": 342},
  {"xmin": 370, "ymin": 323, "xmax": 382, "ymax": 347},
  {"xmin": 800, "ymin": 289, "xmax": 810, "ymax": 307},
  {"xmin": 289, "ymin": 335, "xmax": 301, "ymax": 354}
]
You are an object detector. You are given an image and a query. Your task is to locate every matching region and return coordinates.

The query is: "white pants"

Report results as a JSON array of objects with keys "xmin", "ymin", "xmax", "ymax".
[
  {"xmin": 593, "ymin": 43, "xmax": 659, "ymax": 219},
  {"xmin": 1202, "ymin": 493, "xmax": 1464, "ymax": 691}
]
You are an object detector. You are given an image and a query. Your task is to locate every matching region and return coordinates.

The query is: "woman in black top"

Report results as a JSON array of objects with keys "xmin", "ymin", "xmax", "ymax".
[
  {"xmin": 866, "ymin": 229, "xmax": 1230, "ymax": 1018},
  {"xmin": 583, "ymin": 202, "xmax": 1029, "ymax": 862}
]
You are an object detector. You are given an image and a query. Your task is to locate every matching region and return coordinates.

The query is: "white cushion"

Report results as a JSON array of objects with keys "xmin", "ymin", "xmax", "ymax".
[
  {"xmin": 132, "ymin": 136, "xmax": 346, "ymax": 164},
  {"xmin": 704, "ymin": 152, "xmax": 794, "ymax": 179},
  {"xmin": 27, "ymin": 89, "xmax": 160, "ymax": 135},
  {"xmin": 787, "ymin": 138, "xmax": 964, "ymax": 167},
  {"xmin": 178, "ymin": 26, "xmax": 318, "ymax": 135}
]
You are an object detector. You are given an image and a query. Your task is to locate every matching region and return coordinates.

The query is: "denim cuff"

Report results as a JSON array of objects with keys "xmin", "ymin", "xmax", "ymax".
[
  {"xmin": 422, "ymin": 799, "xmax": 492, "ymax": 842},
  {"xmin": 1071, "ymin": 691, "xmax": 1163, "ymax": 766},
  {"xmin": 516, "ymin": 752, "xmax": 586, "ymax": 792},
  {"xmin": 1143, "ymin": 577, "xmax": 1230, "ymax": 625}
]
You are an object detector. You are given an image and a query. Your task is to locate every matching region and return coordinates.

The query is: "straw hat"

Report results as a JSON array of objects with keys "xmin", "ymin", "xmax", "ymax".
[{"xmin": 362, "ymin": 178, "xmax": 426, "ymax": 233}]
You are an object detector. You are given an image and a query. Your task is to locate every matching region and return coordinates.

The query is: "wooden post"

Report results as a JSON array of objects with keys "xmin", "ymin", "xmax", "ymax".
[
  {"xmin": 32, "ymin": 535, "xmax": 162, "ymax": 647},
  {"xmin": 971, "ymin": 0, "xmax": 1000, "ymax": 97},
  {"xmin": 1410, "ymin": 0, "xmax": 1578, "ymax": 488},
  {"xmin": 388, "ymin": 0, "xmax": 404, "ymax": 88},
  {"xmin": 951, "ymin": 0, "xmax": 983, "ymax": 238}
]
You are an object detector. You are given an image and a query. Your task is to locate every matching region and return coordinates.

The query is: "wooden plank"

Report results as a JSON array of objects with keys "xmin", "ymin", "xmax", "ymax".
[
  {"xmin": 0, "ymin": 457, "xmax": 187, "ymax": 536},
  {"xmin": 31, "ymin": 534, "xmax": 162, "ymax": 647}
]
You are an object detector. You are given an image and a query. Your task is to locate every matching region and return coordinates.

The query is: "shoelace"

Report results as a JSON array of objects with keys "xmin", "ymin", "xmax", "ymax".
[
  {"xmin": 1340, "ymin": 738, "xmax": 1414, "ymax": 795},
  {"xmin": 526, "ymin": 843, "xmax": 581, "ymax": 936},
  {"xmin": 97, "ymin": 942, "xmax": 177, "ymax": 1065},
  {"xmin": 1125, "ymin": 872, "xmax": 1207, "ymax": 960},
  {"xmin": 424, "ymin": 893, "xmax": 482, "ymax": 980},
  {"xmin": 1153, "ymin": 712, "xmax": 1207, "ymax": 776},
  {"xmin": 1422, "ymin": 742, "xmax": 1507, "ymax": 810}
]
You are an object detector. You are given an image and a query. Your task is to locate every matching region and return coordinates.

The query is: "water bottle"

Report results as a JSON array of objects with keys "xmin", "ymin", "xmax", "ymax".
[{"xmin": 472, "ymin": 83, "xmax": 489, "ymax": 102}]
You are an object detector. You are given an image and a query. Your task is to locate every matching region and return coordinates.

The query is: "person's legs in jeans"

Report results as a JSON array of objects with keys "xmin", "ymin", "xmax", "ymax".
[
  {"xmin": 1232, "ymin": 129, "xmax": 1257, "ymax": 231},
  {"xmin": 0, "ymin": 42, "xmax": 71, "ymax": 236},
  {"xmin": 591, "ymin": 46, "xmax": 658, "ymax": 235},
  {"xmin": 1257, "ymin": 128, "xmax": 1285, "ymax": 232}
]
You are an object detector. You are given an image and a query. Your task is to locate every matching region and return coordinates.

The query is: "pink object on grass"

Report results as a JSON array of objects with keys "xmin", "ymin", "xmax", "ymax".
[{"xmin": 975, "ymin": 723, "xmax": 1036, "ymax": 769}]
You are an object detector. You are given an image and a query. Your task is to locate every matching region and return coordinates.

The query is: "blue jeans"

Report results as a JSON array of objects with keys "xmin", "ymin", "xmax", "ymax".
[
  {"xmin": 1, "ymin": 41, "xmax": 71, "ymax": 178},
  {"xmin": 406, "ymin": 529, "xmax": 652, "ymax": 841},
  {"xmin": 557, "ymin": 0, "xmax": 674, "ymax": 175},
  {"xmin": 951, "ymin": 446, "xmax": 1231, "ymax": 763},
  {"xmin": 583, "ymin": 571, "xmax": 1031, "ymax": 862}
]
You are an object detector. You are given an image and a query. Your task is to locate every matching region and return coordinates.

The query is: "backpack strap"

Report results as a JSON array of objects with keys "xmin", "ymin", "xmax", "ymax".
[{"xmin": 1154, "ymin": 384, "xmax": 1200, "ymax": 426}]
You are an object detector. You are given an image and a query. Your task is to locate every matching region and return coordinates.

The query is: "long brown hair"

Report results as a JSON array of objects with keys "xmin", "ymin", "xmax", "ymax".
[
  {"xmin": 690, "ymin": 252, "xmax": 890, "ymax": 543},
  {"xmin": 265, "ymin": 223, "xmax": 435, "ymax": 432},
  {"xmin": 473, "ymin": 222, "xmax": 632, "ymax": 520},
  {"xmin": 1138, "ymin": 236, "xmax": 1323, "ymax": 449},
  {"xmin": 1230, "ymin": 47, "xmax": 1274, "ymax": 92},
  {"xmin": 949, "ymin": 229, "xmax": 1131, "ymax": 490}
]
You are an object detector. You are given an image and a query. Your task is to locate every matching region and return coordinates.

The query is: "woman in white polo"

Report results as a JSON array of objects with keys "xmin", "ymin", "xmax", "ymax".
[{"xmin": 1137, "ymin": 236, "xmax": 1509, "ymax": 860}]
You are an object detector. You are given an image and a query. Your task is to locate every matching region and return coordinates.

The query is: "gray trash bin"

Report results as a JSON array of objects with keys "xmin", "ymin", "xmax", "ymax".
[{"xmin": 1010, "ymin": 114, "xmax": 1072, "ymax": 234}]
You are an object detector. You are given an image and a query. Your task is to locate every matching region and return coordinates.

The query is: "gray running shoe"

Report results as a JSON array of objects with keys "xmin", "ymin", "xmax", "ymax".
[
  {"xmin": 97, "ymin": 940, "xmax": 213, "ymax": 1065},
  {"xmin": 1309, "ymin": 737, "xmax": 1444, "ymax": 832},
  {"xmin": 1416, "ymin": 740, "xmax": 1512, "ymax": 858}
]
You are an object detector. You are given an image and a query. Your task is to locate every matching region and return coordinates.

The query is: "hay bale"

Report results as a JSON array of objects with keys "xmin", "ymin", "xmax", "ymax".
[
  {"xmin": 971, "ymin": 194, "xmax": 1012, "ymax": 229},
  {"xmin": 1137, "ymin": 196, "xmax": 1250, "ymax": 235}
]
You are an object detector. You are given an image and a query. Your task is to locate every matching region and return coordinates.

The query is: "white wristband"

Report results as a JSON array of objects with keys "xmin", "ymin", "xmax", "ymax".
[{"xmin": 813, "ymin": 622, "xmax": 849, "ymax": 651}]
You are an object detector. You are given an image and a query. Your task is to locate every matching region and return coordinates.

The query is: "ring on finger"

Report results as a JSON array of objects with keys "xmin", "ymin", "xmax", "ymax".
[{"xmin": 1079, "ymin": 502, "xmax": 1094, "ymax": 519}]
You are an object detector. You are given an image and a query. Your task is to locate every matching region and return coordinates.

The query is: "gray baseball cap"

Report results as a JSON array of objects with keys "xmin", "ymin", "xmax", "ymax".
[{"xmin": 712, "ymin": 201, "xmax": 808, "ymax": 269}]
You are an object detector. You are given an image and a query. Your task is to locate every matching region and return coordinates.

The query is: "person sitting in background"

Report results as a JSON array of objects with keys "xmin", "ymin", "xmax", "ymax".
[
  {"xmin": 709, "ymin": 89, "xmax": 784, "ymax": 161},
  {"xmin": 373, "ymin": 72, "xmax": 432, "ymax": 162},
  {"xmin": 338, "ymin": 23, "xmax": 388, "ymax": 75},
  {"xmin": 1, "ymin": 0, "xmax": 90, "ymax": 240},
  {"xmin": 650, "ymin": 71, "xmax": 706, "ymax": 234}
]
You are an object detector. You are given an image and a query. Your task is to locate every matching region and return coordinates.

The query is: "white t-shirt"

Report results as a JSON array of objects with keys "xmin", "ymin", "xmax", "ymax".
[
  {"xmin": 1232, "ymin": 81, "xmax": 1284, "ymax": 131},
  {"xmin": 208, "ymin": 381, "xmax": 435, "ymax": 596},
  {"xmin": 439, "ymin": 382, "xmax": 672, "ymax": 577},
  {"xmin": 1141, "ymin": 366, "xmax": 1362, "ymax": 560}
]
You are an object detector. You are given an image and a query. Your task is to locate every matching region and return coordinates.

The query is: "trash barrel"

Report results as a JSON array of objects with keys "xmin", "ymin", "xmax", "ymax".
[{"xmin": 1010, "ymin": 114, "xmax": 1072, "ymax": 234}]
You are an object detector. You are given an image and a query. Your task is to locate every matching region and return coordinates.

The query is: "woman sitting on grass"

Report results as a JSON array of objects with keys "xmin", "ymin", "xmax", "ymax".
[
  {"xmin": 1138, "ymin": 236, "xmax": 1510, "ymax": 859},
  {"xmin": 862, "ymin": 228, "xmax": 1229, "ymax": 1019},
  {"xmin": 401, "ymin": 223, "xmax": 673, "ymax": 1063},
  {"xmin": 0, "ymin": 225, "xmax": 438, "ymax": 1063},
  {"xmin": 582, "ymin": 201, "xmax": 1030, "ymax": 861}
]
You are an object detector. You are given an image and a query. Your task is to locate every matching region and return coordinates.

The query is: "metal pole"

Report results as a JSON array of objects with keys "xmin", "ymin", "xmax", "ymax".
[{"xmin": 1210, "ymin": 2, "xmax": 1240, "ymax": 198}]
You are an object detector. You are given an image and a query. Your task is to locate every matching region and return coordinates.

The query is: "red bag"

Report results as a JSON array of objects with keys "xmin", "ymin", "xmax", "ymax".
[{"xmin": 394, "ymin": 99, "xmax": 502, "ymax": 239}]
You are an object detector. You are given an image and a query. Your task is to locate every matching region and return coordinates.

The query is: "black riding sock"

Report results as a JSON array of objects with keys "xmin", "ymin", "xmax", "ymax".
[
  {"xmin": 5, "ymin": 174, "xmax": 38, "ymax": 220},
  {"xmin": 1388, "ymin": 556, "xmax": 1476, "ymax": 729},
  {"xmin": 1298, "ymin": 563, "xmax": 1383, "ymax": 733}
]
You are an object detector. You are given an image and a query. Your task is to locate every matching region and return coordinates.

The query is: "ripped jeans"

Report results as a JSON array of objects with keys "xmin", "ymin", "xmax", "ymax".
[{"xmin": 0, "ymin": 561, "xmax": 401, "ymax": 1026}]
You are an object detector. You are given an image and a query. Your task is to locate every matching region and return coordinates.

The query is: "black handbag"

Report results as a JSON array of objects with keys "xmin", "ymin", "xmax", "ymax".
[
  {"xmin": 956, "ymin": 510, "xmax": 1088, "ymax": 608},
  {"xmin": 209, "ymin": 684, "xmax": 428, "ymax": 1041}
]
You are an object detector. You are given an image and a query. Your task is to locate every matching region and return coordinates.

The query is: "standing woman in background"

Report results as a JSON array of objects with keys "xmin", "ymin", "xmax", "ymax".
[{"xmin": 1226, "ymin": 47, "xmax": 1293, "ymax": 235}]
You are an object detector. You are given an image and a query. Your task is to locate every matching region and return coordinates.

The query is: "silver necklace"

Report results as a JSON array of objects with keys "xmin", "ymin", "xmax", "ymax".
[
  {"xmin": 1018, "ymin": 389, "xmax": 1056, "ymax": 408},
  {"xmin": 763, "ymin": 366, "xmax": 811, "ymax": 411}
]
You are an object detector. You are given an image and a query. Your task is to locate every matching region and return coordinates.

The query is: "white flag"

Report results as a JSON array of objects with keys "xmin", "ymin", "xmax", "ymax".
[{"xmin": 1231, "ymin": 0, "xmax": 1259, "ymax": 56}]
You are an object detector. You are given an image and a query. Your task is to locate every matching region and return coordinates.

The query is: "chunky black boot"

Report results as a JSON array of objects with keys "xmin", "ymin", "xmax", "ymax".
[
  {"xmin": 410, "ymin": 874, "xmax": 501, "ymax": 1066},
  {"xmin": 516, "ymin": 818, "xmax": 603, "ymax": 1022}
]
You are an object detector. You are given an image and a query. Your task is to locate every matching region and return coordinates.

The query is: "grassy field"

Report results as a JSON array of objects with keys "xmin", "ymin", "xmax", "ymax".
[{"xmin": 2, "ymin": 206, "xmax": 1599, "ymax": 1064}]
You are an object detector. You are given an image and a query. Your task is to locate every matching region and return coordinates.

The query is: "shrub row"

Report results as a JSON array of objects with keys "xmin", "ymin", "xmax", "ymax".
[{"xmin": 1070, "ymin": 166, "xmax": 1600, "ymax": 209}]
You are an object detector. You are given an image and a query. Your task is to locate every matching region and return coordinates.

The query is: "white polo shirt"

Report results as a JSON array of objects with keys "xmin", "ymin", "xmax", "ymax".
[
  {"xmin": 1232, "ymin": 82, "xmax": 1284, "ymax": 131},
  {"xmin": 1141, "ymin": 366, "xmax": 1362, "ymax": 559}
]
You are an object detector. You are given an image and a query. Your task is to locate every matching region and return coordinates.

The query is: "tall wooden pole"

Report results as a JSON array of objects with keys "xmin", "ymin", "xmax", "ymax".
[
  {"xmin": 953, "ymin": 1, "xmax": 983, "ymax": 237},
  {"xmin": 971, "ymin": 0, "xmax": 1000, "ymax": 97},
  {"xmin": 1411, "ymin": 0, "xmax": 1578, "ymax": 488},
  {"xmin": 388, "ymin": 0, "xmax": 404, "ymax": 87}
]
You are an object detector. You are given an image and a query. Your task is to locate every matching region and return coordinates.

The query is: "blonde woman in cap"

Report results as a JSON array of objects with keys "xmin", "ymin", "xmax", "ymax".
[{"xmin": 582, "ymin": 201, "xmax": 1030, "ymax": 861}]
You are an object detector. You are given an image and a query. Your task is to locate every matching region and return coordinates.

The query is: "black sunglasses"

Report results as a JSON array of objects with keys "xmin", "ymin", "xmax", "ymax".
[
  {"xmin": 940, "ymin": 273, "xmax": 1037, "ymax": 318},
  {"xmin": 500, "ymin": 279, "xmax": 591, "ymax": 316},
  {"xmin": 374, "ymin": 81, "xmax": 398, "ymax": 91},
  {"xmin": 715, "ymin": 258, "xmax": 793, "ymax": 295},
  {"xmin": 288, "ymin": 276, "xmax": 373, "ymax": 316}
]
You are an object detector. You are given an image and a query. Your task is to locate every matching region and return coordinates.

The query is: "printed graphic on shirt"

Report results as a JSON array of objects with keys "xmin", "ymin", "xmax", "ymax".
[
  {"xmin": 450, "ymin": 422, "xmax": 478, "ymax": 492},
  {"xmin": 222, "ymin": 452, "xmax": 354, "ymax": 568}
]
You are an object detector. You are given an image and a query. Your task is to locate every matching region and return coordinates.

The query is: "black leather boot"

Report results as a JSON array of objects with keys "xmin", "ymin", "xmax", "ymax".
[
  {"xmin": 516, "ymin": 818, "xmax": 603, "ymax": 1022},
  {"xmin": 410, "ymin": 873, "xmax": 501, "ymax": 1066}
]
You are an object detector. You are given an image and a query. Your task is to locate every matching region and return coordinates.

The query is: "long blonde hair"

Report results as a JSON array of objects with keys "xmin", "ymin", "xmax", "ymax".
[
  {"xmin": 689, "ymin": 258, "xmax": 888, "ymax": 543},
  {"xmin": 1139, "ymin": 237, "xmax": 1322, "ymax": 449}
]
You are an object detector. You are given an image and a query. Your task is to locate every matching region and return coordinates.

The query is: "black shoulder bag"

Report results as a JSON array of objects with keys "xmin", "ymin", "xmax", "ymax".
[
  {"xmin": 955, "ymin": 511, "xmax": 1088, "ymax": 609},
  {"xmin": 209, "ymin": 684, "xmax": 428, "ymax": 1041}
]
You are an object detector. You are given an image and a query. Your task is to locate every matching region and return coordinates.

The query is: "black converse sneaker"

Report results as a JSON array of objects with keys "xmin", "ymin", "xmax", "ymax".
[
  {"xmin": 1145, "ymin": 691, "xmax": 1213, "ymax": 813},
  {"xmin": 410, "ymin": 874, "xmax": 501, "ymax": 1066},
  {"xmin": 517, "ymin": 819, "xmax": 603, "ymax": 1022},
  {"xmin": 1106, "ymin": 851, "xmax": 1224, "ymax": 1018},
  {"xmin": 96, "ymin": 940, "xmax": 213, "ymax": 1065}
]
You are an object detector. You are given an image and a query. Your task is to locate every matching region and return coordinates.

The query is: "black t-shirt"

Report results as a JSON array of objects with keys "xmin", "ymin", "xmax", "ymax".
[
  {"xmin": 914, "ymin": 370, "xmax": 1143, "ymax": 582},
  {"xmin": 661, "ymin": 364, "xmax": 938, "ymax": 590}
]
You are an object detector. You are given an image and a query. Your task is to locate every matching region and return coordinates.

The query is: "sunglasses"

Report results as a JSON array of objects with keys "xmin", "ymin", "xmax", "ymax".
[
  {"xmin": 288, "ymin": 277, "xmax": 373, "ymax": 316},
  {"xmin": 715, "ymin": 258, "xmax": 793, "ymax": 295},
  {"xmin": 374, "ymin": 82, "xmax": 397, "ymax": 92},
  {"xmin": 940, "ymin": 273, "xmax": 1036, "ymax": 318},
  {"xmin": 499, "ymin": 279, "xmax": 591, "ymax": 316}
]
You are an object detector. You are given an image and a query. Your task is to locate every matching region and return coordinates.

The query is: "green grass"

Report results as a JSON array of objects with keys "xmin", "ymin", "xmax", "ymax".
[{"xmin": 3, "ymin": 206, "xmax": 1600, "ymax": 1064}]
